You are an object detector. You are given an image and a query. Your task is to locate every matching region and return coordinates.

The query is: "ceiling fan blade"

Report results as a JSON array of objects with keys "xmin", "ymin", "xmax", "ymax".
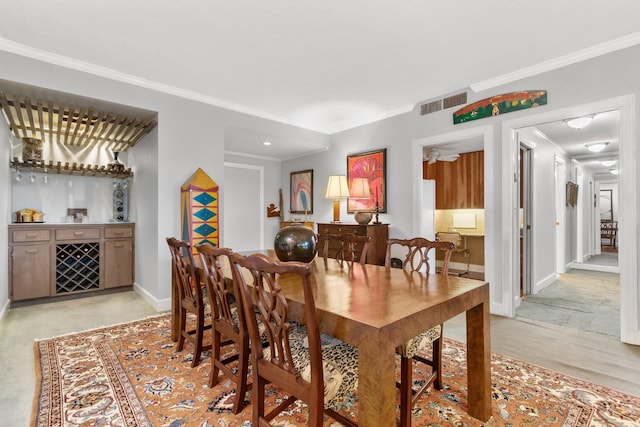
[
  {"xmin": 428, "ymin": 157, "xmax": 436, "ymax": 165},
  {"xmin": 440, "ymin": 154, "xmax": 459, "ymax": 162}
]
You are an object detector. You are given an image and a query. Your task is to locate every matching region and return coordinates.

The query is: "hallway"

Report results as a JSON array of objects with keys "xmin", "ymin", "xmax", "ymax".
[{"xmin": 516, "ymin": 268, "xmax": 620, "ymax": 337}]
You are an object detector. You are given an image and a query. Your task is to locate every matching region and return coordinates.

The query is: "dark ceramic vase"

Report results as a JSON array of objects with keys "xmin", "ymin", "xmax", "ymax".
[{"xmin": 274, "ymin": 223, "xmax": 317, "ymax": 263}]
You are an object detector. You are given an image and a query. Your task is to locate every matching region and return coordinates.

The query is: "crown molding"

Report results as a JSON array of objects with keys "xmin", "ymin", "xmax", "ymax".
[
  {"xmin": 470, "ymin": 32, "xmax": 640, "ymax": 93},
  {"xmin": 0, "ymin": 38, "xmax": 330, "ymax": 134}
]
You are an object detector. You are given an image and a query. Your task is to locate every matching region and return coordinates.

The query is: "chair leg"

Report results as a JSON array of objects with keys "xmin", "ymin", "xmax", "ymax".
[
  {"xmin": 191, "ymin": 310, "xmax": 205, "ymax": 368},
  {"xmin": 432, "ymin": 336, "xmax": 442, "ymax": 390},
  {"xmin": 177, "ymin": 307, "xmax": 186, "ymax": 352},
  {"xmin": 399, "ymin": 355, "xmax": 413, "ymax": 427},
  {"xmin": 208, "ymin": 330, "xmax": 222, "ymax": 387},
  {"xmin": 231, "ymin": 338, "xmax": 250, "ymax": 414}
]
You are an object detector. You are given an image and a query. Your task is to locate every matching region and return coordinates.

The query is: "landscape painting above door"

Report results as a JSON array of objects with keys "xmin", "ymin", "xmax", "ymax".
[{"xmin": 453, "ymin": 90, "xmax": 547, "ymax": 124}]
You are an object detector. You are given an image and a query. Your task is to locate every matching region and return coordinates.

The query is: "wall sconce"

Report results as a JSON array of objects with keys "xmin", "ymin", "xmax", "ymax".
[
  {"xmin": 585, "ymin": 142, "xmax": 609, "ymax": 153},
  {"xmin": 566, "ymin": 115, "xmax": 594, "ymax": 129},
  {"xmin": 349, "ymin": 177, "xmax": 373, "ymax": 224},
  {"xmin": 324, "ymin": 175, "xmax": 349, "ymax": 223}
]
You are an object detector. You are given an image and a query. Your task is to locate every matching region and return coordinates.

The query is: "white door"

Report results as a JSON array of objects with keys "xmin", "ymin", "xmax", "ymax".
[{"xmin": 223, "ymin": 163, "xmax": 263, "ymax": 252}]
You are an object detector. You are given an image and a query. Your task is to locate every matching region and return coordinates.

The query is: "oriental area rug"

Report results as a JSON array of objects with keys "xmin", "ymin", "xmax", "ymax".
[{"xmin": 33, "ymin": 314, "xmax": 639, "ymax": 426}]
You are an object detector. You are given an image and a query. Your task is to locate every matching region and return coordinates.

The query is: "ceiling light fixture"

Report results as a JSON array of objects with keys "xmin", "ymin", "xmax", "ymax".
[
  {"xmin": 566, "ymin": 115, "xmax": 594, "ymax": 129},
  {"xmin": 600, "ymin": 159, "xmax": 617, "ymax": 167},
  {"xmin": 262, "ymin": 141, "xmax": 271, "ymax": 146},
  {"xmin": 585, "ymin": 142, "xmax": 609, "ymax": 153},
  {"xmin": 610, "ymin": 169, "xmax": 619, "ymax": 175}
]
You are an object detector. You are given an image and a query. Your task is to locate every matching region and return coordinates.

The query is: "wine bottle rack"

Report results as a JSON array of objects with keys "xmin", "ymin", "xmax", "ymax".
[{"xmin": 55, "ymin": 242, "xmax": 100, "ymax": 294}]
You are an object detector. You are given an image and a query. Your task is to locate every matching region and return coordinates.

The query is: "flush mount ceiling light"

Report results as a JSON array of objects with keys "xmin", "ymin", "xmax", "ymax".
[
  {"xmin": 565, "ymin": 115, "xmax": 594, "ymax": 129},
  {"xmin": 585, "ymin": 142, "xmax": 609, "ymax": 152},
  {"xmin": 610, "ymin": 169, "xmax": 619, "ymax": 175},
  {"xmin": 600, "ymin": 159, "xmax": 617, "ymax": 167},
  {"xmin": 262, "ymin": 141, "xmax": 272, "ymax": 146}
]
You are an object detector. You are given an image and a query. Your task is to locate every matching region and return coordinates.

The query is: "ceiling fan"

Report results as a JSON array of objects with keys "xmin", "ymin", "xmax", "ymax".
[{"xmin": 425, "ymin": 148, "xmax": 460, "ymax": 165}]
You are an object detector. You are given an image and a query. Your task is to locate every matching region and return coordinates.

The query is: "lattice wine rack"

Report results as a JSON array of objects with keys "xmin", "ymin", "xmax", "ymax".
[{"xmin": 55, "ymin": 243, "xmax": 100, "ymax": 294}]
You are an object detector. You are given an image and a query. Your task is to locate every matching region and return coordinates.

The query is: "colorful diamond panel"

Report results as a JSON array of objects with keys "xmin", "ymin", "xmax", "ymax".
[{"xmin": 181, "ymin": 169, "xmax": 219, "ymax": 255}]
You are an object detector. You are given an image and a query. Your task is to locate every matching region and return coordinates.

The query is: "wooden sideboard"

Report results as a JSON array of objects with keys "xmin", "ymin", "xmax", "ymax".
[
  {"xmin": 8, "ymin": 223, "xmax": 135, "ymax": 302},
  {"xmin": 317, "ymin": 223, "xmax": 389, "ymax": 265},
  {"xmin": 280, "ymin": 221, "xmax": 315, "ymax": 229}
]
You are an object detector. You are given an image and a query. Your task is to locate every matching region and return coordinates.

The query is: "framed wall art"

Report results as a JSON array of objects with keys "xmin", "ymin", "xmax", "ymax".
[
  {"xmin": 347, "ymin": 148, "xmax": 386, "ymax": 213},
  {"xmin": 290, "ymin": 169, "xmax": 313, "ymax": 214}
]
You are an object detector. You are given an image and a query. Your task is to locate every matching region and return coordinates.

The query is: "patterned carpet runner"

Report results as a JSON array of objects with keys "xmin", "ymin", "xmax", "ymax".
[{"xmin": 33, "ymin": 314, "xmax": 639, "ymax": 426}]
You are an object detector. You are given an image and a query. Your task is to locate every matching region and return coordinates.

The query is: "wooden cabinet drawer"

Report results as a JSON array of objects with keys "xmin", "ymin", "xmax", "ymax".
[
  {"xmin": 12, "ymin": 229, "xmax": 51, "ymax": 243},
  {"xmin": 55, "ymin": 228, "xmax": 101, "ymax": 241},
  {"xmin": 105, "ymin": 227, "xmax": 133, "ymax": 239}
]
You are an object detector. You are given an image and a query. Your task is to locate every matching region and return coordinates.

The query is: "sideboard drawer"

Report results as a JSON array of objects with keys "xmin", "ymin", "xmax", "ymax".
[
  {"xmin": 12, "ymin": 229, "xmax": 51, "ymax": 243},
  {"xmin": 105, "ymin": 227, "xmax": 134, "ymax": 239},
  {"xmin": 55, "ymin": 228, "xmax": 101, "ymax": 241}
]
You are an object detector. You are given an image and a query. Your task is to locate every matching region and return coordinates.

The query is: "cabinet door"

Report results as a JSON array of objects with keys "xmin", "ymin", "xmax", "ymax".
[
  {"xmin": 11, "ymin": 244, "xmax": 51, "ymax": 300},
  {"xmin": 431, "ymin": 151, "xmax": 484, "ymax": 209},
  {"xmin": 104, "ymin": 239, "xmax": 134, "ymax": 288}
]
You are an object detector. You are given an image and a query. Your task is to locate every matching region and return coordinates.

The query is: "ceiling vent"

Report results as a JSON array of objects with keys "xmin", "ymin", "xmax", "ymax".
[
  {"xmin": 420, "ymin": 91, "xmax": 467, "ymax": 116},
  {"xmin": 420, "ymin": 100, "xmax": 442, "ymax": 115},
  {"xmin": 443, "ymin": 92, "xmax": 467, "ymax": 109}
]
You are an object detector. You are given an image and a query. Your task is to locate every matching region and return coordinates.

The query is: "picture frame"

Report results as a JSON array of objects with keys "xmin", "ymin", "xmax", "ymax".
[
  {"xmin": 290, "ymin": 169, "xmax": 313, "ymax": 214},
  {"xmin": 347, "ymin": 148, "xmax": 387, "ymax": 213}
]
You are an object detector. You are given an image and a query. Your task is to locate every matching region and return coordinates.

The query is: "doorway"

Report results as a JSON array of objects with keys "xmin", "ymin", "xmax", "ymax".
[
  {"xmin": 223, "ymin": 162, "xmax": 264, "ymax": 251},
  {"xmin": 505, "ymin": 95, "xmax": 636, "ymax": 344}
]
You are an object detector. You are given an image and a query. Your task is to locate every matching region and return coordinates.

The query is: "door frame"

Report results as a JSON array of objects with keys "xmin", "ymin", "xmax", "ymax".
[
  {"xmin": 412, "ymin": 125, "xmax": 495, "ymax": 309},
  {"xmin": 223, "ymin": 162, "xmax": 265, "ymax": 251},
  {"xmin": 502, "ymin": 94, "xmax": 638, "ymax": 344}
]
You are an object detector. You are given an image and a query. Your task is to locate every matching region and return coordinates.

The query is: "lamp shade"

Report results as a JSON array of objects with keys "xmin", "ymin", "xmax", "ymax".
[
  {"xmin": 325, "ymin": 175, "xmax": 350, "ymax": 199},
  {"xmin": 349, "ymin": 177, "xmax": 371, "ymax": 200}
]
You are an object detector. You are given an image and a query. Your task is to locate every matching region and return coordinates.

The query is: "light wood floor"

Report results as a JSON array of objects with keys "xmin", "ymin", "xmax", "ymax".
[{"xmin": 1, "ymin": 290, "xmax": 638, "ymax": 426}]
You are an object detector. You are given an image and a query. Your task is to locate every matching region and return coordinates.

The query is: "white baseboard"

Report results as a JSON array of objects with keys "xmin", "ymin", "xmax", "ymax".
[
  {"xmin": 533, "ymin": 272, "xmax": 559, "ymax": 294},
  {"xmin": 133, "ymin": 283, "xmax": 171, "ymax": 312},
  {"xmin": 0, "ymin": 298, "xmax": 9, "ymax": 323},
  {"xmin": 568, "ymin": 262, "xmax": 620, "ymax": 273}
]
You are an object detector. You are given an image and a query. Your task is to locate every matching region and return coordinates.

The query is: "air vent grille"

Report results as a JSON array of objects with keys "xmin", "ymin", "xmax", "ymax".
[
  {"xmin": 443, "ymin": 92, "xmax": 467, "ymax": 109},
  {"xmin": 420, "ymin": 91, "xmax": 467, "ymax": 116},
  {"xmin": 420, "ymin": 100, "xmax": 442, "ymax": 115}
]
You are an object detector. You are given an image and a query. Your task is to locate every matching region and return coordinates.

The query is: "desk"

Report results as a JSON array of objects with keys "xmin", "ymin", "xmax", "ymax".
[{"xmin": 171, "ymin": 252, "xmax": 492, "ymax": 425}]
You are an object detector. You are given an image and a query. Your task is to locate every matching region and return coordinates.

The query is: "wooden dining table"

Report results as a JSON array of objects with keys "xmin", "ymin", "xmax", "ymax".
[{"xmin": 171, "ymin": 250, "xmax": 492, "ymax": 425}]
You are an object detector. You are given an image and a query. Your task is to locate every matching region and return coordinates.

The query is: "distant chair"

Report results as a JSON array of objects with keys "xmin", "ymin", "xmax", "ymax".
[
  {"xmin": 337, "ymin": 233, "xmax": 370, "ymax": 265},
  {"xmin": 385, "ymin": 237, "xmax": 454, "ymax": 427},
  {"xmin": 196, "ymin": 243, "xmax": 251, "ymax": 414},
  {"xmin": 166, "ymin": 237, "xmax": 211, "ymax": 367},
  {"xmin": 318, "ymin": 231, "xmax": 342, "ymax": 261},
  {"xmin": 436, "ymin": 231, "xmax": 470, "ymax": 276},
  {"xmin": 601, "ymin": 220, "xmax": 618, "ymax": 248},
  {"xmin": 229, "ymin": 252, "xmax": 359, "ymax": 427},
  {"xmin": 319, "ymin": 232, "xmax": 370, "ymax": 266}
]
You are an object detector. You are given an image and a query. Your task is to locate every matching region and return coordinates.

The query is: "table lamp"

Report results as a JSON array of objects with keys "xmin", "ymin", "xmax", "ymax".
[
  {"xmin": 324, "ymin": 175, "xmax": 350, "ymax": 223},
  {"xmin": 349, "ymin": 177, "xmax": 373, "ymax": 224}
]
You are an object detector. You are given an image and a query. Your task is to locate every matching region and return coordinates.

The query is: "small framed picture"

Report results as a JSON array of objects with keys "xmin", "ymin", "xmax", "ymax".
[{"xmin": 290, "ymin": 169, "xmax": 313, "ymax": 214}]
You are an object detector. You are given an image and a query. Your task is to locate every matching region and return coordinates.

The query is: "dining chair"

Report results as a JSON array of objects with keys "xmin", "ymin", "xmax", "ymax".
[
  {"xmin": 196, "ymin": 243, "xmax": 250, "ymax": 414},
  {"xmin": 166, "ymin": 237, "xmax": 211, "ymax": 367},
  {"xmin": 318, "ymin": 231, "xmax": 341, "ymax": 261},
  {"xmin": 337, "ymin": 233, "xmax": 371, "ymax": 265},
  {"xmin": 385, "ymin": 237, "xmax": 454, "ymax": 427},
  {"xmin": 229, "ymin": 252, "xmax": 359, "ymax": 427},
  {"xmin": 435, "ymin": 231, "xmax": 470, "ymax": 276}
]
